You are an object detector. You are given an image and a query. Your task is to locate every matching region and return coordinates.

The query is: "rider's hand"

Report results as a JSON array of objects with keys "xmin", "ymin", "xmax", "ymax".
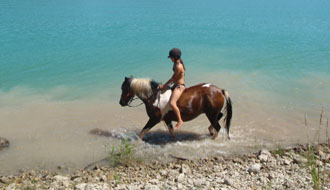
[{"xmin": 158, "ymin": 84, "xmax": 164, "ymax": 90}]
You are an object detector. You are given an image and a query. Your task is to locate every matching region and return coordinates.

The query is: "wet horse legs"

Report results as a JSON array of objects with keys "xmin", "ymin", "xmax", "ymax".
[
  {"xmin": 206, "ymin": 112, "xmax": 222, "ymax": 140},
  {"xmin": 139, "ymin": 118, "xmax": 160, "ymax": 140},
  {"xmin": 164, "ymin": 119, "xmax": 175, "ymax": 138}
]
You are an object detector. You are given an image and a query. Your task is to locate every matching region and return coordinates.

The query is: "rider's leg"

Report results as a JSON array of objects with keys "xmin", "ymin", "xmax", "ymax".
[{"xmin": 169, "ymin": 86, "xmax": 184, "ymax": 130}]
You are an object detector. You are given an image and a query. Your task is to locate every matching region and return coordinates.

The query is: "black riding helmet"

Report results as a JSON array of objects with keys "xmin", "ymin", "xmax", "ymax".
[{"xmin": 168, "ymin": 48, "xmax": 181, "ymax": 59}]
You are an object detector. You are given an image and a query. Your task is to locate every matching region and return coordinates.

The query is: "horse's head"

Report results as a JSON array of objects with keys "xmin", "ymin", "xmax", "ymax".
[{"xmin": 119, "ymin": 76, "xmax": 134, "ymax": 106}]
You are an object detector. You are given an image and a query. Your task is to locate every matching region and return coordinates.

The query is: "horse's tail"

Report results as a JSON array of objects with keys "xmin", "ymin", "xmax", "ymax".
[{"xmin": 221, "ymin": 89, "xmax": 232, "ymax": 140}]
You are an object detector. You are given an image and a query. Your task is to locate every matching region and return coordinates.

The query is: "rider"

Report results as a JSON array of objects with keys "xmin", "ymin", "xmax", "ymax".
[{"xmin": 159, "ymin": 48, "xmax": 186, "ymax": 130}]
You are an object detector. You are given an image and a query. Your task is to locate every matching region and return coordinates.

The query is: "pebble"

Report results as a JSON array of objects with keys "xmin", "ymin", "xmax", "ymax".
[
  {"xmin": 284, "ymin": 159, "xmax": 291, "ymax": 165},
  {"xmin": 293, "ymin": 155, "xmax": 308, "ymax": 165},
  {"xmin": 223, "ymin": 178, "xmax": 233, "ymax": 186},
  {"xmin": 145, "ymin": 184, "xmax": 160, "ymax": 190},
  {"xmin": 248, "ymin": 163, "xmax": 262, "ymax": 174},
  {"xmin": 54, "ymin": 175, "xmax": 69, "ymax": 181},
  {"xmin": 159, "ymin": 170, "xmax": 167, "ymax": 176},
  {"xmin": 0, "ymin": 137, "xmax": 9, "ymax": 150},
  {"xmin": 193, "ymin": 179, "xmax": 205, "ymax": 187},
  {"xmin": 180, "ymin": 164, "xmax": 191, "ymax": 174},
  {"xmin": 176, "ymin": 173, "xmax": 185, "ymax": 183},
  {"xmin": 258, "ymin": 154, "xmax": 269, "ymax": 162}
]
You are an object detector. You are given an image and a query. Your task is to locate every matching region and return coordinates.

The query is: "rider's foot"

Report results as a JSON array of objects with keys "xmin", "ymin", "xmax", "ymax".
[{"xmin": 174, "ymin": 120, "xmax": 183, "ymax": 130}]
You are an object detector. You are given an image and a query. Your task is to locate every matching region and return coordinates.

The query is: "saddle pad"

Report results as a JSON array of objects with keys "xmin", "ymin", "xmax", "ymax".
[{"xmin": 153, "ymin": 89, "xmax": 172, "ymax": 119}]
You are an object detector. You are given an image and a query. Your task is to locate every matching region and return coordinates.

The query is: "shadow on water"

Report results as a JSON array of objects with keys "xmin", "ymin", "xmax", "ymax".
[
  {"xmin": 142, "ymin": 130, "xmax": 208, "ymax": 145},
  {"xmin": 89, "ymin": 128, "xmax": 209, "ymax": 145}
]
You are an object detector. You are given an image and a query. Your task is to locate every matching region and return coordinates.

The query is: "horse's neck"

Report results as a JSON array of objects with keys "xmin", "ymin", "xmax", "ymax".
[{"xmin": 140, "ymin": 90, "xmax": 158, "ymax": 109}]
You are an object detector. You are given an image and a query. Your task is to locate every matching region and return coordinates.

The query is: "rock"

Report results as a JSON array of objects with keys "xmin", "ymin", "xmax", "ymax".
[
  {"xmin": 0, "ymin": 137, "xmax": 9, "ymax": 150},
  {"xmin": 248, "ymin": 163, "xmax": 261, "ymax": 174},
  {"xmin": 319, "ymin": 151, "xmax": 330, "ymax": 162},
  {"xmin": 293, "ymin": 155, "xmax": 307, "ymax": 164},
  {"xmin": 127, "ymin": 185, "xmax": 140, "ymax": 190},
  {"xmin": 76, "ymin": 183, "xmax": 110, "ymax": 190},
  {"xmin": 62, "ymin": 180, "xmax": 70, "ymax": 188},
  {"xmin": 180, "ymin": 164, "xmax": 191, "ymax": 174},
  {"xmin": 259, "ymin": 149, "xmax": 271, "ymax": 157},
  {"xmin": 223, "ymin": 178, "xmax": 233, "ymax": 186},
  {"xmin": 283, "ymin": 159, "xmax": 291, "ymax": 165},
  {"xmin": 193, "ymin": 179, "xmax": 206, "ymax": 187},
  {"xmin": 149, "ymin": 179, "xmax": 159, "ymax": 185},
  {"xmin": 267, "ymin": 173, "xmax": 274, "ymax": 180},
  {"xmin": 0, "ymin": 177, "xmax": 10, "ymax": 184},
  {"xmin": 159, "ymin": 170, "xmax": 168, "ymax": 176},
  {"xmin": 54, "ymin": 175, "xmax": 69, "ymax": 181},
  {"xmin": 176, "ymin": 173, "xmax": 185, "ymax": 183},
  {"xmin": 6, "ymin": 183, "xmax": 16, "ymax": 190},
  {"xmin": 116, "ymin": 184, "xmax": 127, "ymax": 190},
  {"xmin": 258, "ymin": 154, "xmax": 269, "ymax": 162},
  {"xmin": 316, "ymin": 160, "xmax": 323, "ymax": 167},
  {"xmin": 145, "ymin": 184, "xmax": 160, "ymax": 190},
  {"xmin": 73, "ymin": 177, "xmax": 82, "ymax": 183}
]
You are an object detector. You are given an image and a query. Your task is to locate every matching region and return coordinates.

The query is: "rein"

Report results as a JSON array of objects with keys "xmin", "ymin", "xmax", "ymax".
[{"xmin": 127, "ymin": 97, "xmax": 144, "ymax": 107}]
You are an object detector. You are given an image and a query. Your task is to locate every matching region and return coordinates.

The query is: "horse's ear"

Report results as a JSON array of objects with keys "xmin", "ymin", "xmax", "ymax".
[
  {"xmin": 129, "ymin": 75, "xmax": 133, "ymax": 79},
  {"xmin": 125, "ymin": 76, "xmax": 128, "ymax": 81}
]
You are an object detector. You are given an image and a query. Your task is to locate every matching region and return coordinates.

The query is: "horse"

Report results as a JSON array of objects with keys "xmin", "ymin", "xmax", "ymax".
[{"xmin": 119, "ymin": 76, "xmax": 232, "ymax": 140}]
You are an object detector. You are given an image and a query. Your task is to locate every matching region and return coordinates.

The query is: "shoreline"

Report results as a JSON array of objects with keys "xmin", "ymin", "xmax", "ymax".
[{"xmin": 1, "ymin": 143, "xmax": 329, "ymax": 190}]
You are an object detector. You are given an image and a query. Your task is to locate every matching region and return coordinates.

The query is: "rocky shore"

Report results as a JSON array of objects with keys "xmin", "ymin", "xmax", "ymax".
[{"xmin": 1, "ymin": 143, "xmax": 329, "ymax": 190}]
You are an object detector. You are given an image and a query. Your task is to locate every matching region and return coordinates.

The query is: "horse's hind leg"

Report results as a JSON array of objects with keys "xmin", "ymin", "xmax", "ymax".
[
  {"xmin": 212, "ymin": 122, "xmax": 221, "ymax": 140},
  {"xmin": 206, "ymin": 112, "xmax": 222, "ymax": 140},
  {"xmin": 208, "ymin": 125, "xmax": 214, "ymax": 136},
  {"xmin": 208, "ymin": 113, "xmax": 223, "ymax": 136}
]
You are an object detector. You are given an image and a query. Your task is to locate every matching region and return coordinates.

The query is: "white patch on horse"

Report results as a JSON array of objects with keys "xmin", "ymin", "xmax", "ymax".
[
  {"xmin": 153, "ymin": 89, "xmax": 172, "ymax": 118},
  {"xmin": 202, "ymin": 83, "xmax": 211, "ymax": 88}
]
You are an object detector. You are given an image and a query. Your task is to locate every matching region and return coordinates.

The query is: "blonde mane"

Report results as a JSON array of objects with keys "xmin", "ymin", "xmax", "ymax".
[{"xmin": 130, "ymin": 78, "xmax": 153, "ymax": 100}]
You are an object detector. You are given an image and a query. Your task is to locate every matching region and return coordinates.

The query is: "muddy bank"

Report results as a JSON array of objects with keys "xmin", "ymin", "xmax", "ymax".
[{"xmin": 1, "ymin": 143, "xmax": 329, "ymax": 190}]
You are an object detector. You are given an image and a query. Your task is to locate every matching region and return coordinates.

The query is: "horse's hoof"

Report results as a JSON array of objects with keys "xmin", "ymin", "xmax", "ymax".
[
  {"xmin": 208, "ymin": 126, "xmax": 214, "ymax": 136},
  {"xmin": 211, "ymin": 132, "xmax": 218, "ymax": 140}
]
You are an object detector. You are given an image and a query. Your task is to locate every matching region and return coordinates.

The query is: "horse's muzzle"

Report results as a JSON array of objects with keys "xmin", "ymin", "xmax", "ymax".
[{"xmin": 119, "ymin": 99, "xmax": 126, "ymax": 106}]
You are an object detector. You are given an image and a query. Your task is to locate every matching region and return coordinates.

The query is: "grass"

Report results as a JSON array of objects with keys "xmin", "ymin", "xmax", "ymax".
[
  {"xmin": 113, "ymin": 171, "xmax": 122, "ymax": 184},
  {"xmin": 270, "ymin": 144, "xmax": 285, "ymax": 156},
  {"xmin": 108, "ymin": 138, "xmax": 140, "ymax": 167},
  {"xmin": 306, "ymin": 146, "xmax": 321, "ymax": 190},
  {"xmin": 304, "ymin": 108, "xmax": 329, "ymax": 190}
]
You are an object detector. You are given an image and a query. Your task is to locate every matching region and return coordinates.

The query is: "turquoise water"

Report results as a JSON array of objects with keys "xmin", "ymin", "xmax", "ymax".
[{"xmin": 1, "ymin": 0, "xmax": 330, "ymax": 99}]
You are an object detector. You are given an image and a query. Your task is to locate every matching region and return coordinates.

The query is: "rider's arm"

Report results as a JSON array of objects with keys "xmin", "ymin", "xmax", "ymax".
[{"xmin": 162, "ymin": 64, "xmax": 184, "ymax": 88}]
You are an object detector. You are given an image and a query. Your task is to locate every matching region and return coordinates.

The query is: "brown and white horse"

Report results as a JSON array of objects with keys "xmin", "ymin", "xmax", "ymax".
[{"xmin": 119, "ymin": 76, "xmax": 232, "ymax": 140}]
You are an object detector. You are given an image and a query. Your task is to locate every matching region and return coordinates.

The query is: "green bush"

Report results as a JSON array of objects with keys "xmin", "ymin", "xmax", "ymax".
[{"xmin": 109, "ymin": 138, "xmax": 135, "ymax": 167}]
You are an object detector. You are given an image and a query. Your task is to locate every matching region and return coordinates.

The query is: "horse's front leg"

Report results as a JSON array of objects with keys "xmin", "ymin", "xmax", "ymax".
[
  {"xmin": 164, "ymin": 118, "xmax": 175, "ymax": 138},
  {"xmin": 139, "ymin": 118, "xmax": 160, "ymax": 140}
]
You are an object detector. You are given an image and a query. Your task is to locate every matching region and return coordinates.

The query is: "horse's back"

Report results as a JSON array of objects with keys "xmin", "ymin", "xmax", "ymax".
[
  {"xmin": 182, "ymin": 83, "xmax": 222, "ymax": 96},
  {"xmin": 179, "ymin": 83, "xmax": 223, "ymax": 107}
]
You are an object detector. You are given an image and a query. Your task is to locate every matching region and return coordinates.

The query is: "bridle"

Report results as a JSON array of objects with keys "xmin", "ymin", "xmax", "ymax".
[
  {"xmin": 127, "ymin": 96, "xmax": 144, "ymax": 107},
  {"xmin": 125, "ymin": 87, "xmax": 144, "ymax": 108}
]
